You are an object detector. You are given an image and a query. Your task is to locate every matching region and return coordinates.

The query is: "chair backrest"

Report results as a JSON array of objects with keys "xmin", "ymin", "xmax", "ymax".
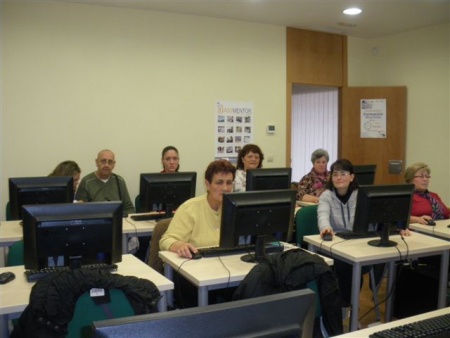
[
  {"xmin": 68, "ymin": 288, "xmax": 134, "ymax": 338},
  {"xmin": 6, "ymin": 201, "xmax": 12, "ymax": 221},
  {"xmin": 7, "ymin": 240, "xmax": 24, "ymax": 266},
  {"xmin": 295, "ymin": 205, "xmax": 319, "ymax": 248},
  {"xmin": 147, "ymin": 217, "xmax": 172, "ymax": 274},
  {"xmin": 135, "ymin": 194, "xmax": 142, "ymax": 213}
]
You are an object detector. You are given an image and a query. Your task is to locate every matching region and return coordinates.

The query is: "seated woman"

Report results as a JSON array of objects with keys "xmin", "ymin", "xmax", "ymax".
[
  {"xmin": 233, "ymin": 144, "xmax": 264, "ymax": 192},
  {"xmin": 297, "ymin": 149, "xmax": 330, "ymax": 203},
  {"xmin": 404, "ymin": 162, "xmax": 449, "ymax": 224},
  {"xmin": 317, "ymin": 159, "xmax": 411, "ymax": 305},
  {"xmin": 48, "ymin": 160, "xmax": 82, "ymax": 192},
  {"xmin": 161, "ymin": 146, "xmax": 180, "ymax": 173},
  {"xmin": 160, "ymin": 159, "xmax": 236, "ymax": 258}
]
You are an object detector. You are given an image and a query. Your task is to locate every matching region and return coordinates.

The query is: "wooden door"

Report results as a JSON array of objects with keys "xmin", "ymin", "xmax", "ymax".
[{"xmin": 340, "ymin": 87, "xmax": 407, "ymax": 184}]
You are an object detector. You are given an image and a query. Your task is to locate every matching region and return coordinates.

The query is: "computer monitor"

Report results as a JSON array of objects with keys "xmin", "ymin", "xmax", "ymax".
[
  {"xmin": 139, "ymin": 172, "xmax": 197, "ymax": 213},
  {"xmin": 353, "ymin": 184, "xmax": 415, "ymax": 247},
  {"xmin": 22, "ymin": 201, "xmax": 123, "ymax": 270},
  {"xmin": 9, "ymin": 176, "xmax": 75, "ymax": 220},
  {"xmin": 220, "ymin": 189, "xmax": 296, "ymax": 263},
  {"xmin": 353, "ymin": 164, "xmax": 377, "ymax": 185},
  {"xmin": 92, "ymin": 289, "xmax": 315, "ymax": 338},
  {"xmin": 245, "ymin": 167, "xmax": 292, "ymax": 191}
]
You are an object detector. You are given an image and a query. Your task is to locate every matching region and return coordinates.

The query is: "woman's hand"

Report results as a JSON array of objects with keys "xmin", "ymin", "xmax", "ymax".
[
  {"xmin": 169, "ymin": 241, "xmax": 197, "ymax": 259},
  {"xmin": 399, "ymin": 228, "xmax": 413, "ymax": 237},
  {"xmin": 410, "ymin": 216, "xmax": 433, "ymax": 225}
]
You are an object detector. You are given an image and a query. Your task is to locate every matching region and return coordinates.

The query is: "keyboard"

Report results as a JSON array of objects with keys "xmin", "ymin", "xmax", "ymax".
[
  {"xmin": 369, "ymin": 313, "xmax": 450, "ymax": 338},
  {"xmin": 335, "ymin": 230, "xmax": 398, "ymax": 240},
  {"xmin": 130, "ymin": 213, "xmax": 167, "ymax": 222},
  {"xmin": 198, "ymin": 243, "xmax": 284, "ymax": 258},
  {"xmin": 24, "ymin": 263, "xmax": 118, "ymax": 282}
]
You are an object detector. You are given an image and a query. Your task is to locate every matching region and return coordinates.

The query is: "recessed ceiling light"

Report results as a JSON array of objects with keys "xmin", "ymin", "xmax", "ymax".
[{"xmin": 343, "ymin": 7, "xmax": 362, "ymax": 15}]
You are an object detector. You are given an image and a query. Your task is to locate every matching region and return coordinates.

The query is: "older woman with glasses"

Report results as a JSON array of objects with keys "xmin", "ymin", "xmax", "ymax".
[
  {"xmin": 297, "ymin": 148, "xmax": 330, "ymax": 203},
  {"xmin": 405, "ymin": 162, "xmax": 449, "ymax": 224}
]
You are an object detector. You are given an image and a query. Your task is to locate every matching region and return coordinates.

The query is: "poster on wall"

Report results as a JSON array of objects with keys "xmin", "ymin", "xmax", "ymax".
[
  {"xmin": 215, "ymin": 101, "xmax": 253, "ymax": 161},
  {"xmin": 360, "ymin": 99, "xmax": 387, "ymax": 138}
]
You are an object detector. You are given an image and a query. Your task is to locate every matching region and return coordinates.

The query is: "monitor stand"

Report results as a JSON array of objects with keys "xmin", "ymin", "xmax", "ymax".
[
  {"xmin": 241, "ymin": 235, "xmax": 269, "ymax": 263},
  {"xmin": 368, "ymin": 223, "xmax": 398, "ymax": 247}
]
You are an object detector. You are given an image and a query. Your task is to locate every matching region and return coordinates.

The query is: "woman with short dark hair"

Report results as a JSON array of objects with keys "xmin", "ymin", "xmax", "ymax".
[
  {"xmin": 234, "ymin": 144, "xmax": 264, "ymax": 192},
  {"xmin": 160, "ymin": 160, "xmax": 236, "ymax": 259}
]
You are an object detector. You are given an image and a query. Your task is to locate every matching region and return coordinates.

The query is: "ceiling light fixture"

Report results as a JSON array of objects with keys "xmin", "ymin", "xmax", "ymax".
[{"xmin": 343, "ymin": 7, "xmax": 362, "ymax": 15}]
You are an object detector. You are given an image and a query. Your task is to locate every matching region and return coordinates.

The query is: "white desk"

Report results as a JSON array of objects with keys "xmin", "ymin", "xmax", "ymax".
[
  {"xmin": 409, "ymin": 219, "xmax": 450, "ymax": 240},
  {"xmin": 296, "ymin": 200, "xmax": 317, "ymax": 207},
  {"xmin": 304, "ymin": 233, "xmax": 450, "ymax": 332},
  {"xmin": 0, "ymin": 254, "xmax": 174, "ymax": 338},
  {"xmin": 334, "ymin": 307, "xmax": 450, "ymax": 337},
  {"xmin": 0, "ymin": 221, "xmax": 22, "ymax": 248},
  {"xmin": 159, "ymin": 244, "xmax": 333, "ymax": 307},
  {"xmin": 122, "ymin": 216, "xmax": 156, "ymax": 253}
]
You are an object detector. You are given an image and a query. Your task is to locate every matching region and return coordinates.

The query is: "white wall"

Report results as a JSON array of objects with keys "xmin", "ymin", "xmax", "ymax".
[
  {"xmin": 2, "ymin": 3, "xmax": 449, "ymax": 219},
  {"xmin": 1, "ymin": 2, "xmax": 287, "ymax": 218},
  {"xmin": 348, "ymin": 23, "xmax": 450, "ymax": 202}
]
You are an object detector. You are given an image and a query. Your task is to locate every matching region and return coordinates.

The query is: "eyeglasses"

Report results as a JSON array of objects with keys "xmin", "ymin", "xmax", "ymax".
[
  {"xmin": 99, "ymin": 159, "xmax": 116, "ymax": 165},
  {"xmin": 414, "ymin": 175, "xmax": 431, "ymax": 179},
  {"xmin": 332, "ymin": 171, "xmax": 350, "ymax": 178}
]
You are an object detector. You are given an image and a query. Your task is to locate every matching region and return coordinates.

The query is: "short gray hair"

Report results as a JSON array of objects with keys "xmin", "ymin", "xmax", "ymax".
[{"xmin": 311, "ymin": 149, "xmax": 329, "ymax": 163}]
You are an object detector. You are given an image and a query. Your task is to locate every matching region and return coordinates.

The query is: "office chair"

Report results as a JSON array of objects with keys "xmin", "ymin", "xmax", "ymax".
[
  {"xmin": 6, "ymin": 201, "xmax": 12, "ymax": 221},
  {"xmin": 295, "ymin": 205, "xmax": 382, "ymax": 322},
  {"xmin": 7, "ymin": 240, "xmax": 24, "ymax": 266},
  {"xmin": 134, "ymin": 194, "xmax": 142, "ymax": 213},
  {"xmin": 147, "ymin": 217, "xmax": 172, "ymax": 274},
  {"xmin": 68, "ymin": 288, "xmax": 135, "ymax": 338}
]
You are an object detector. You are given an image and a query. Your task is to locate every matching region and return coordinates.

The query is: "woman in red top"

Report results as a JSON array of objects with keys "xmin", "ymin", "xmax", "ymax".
[{"xmin": 405, "ymin": 162, "xmax": 450, "ymax": 224}]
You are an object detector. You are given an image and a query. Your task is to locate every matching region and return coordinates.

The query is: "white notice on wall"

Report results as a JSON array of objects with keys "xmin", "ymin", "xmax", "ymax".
[
  {"xmin": 360, "ymin": 99, "xmax": 387, "ymax": 138},
  {"xmin": 215, "ymin": 101, "xmax": 253, "ymax": 159}
]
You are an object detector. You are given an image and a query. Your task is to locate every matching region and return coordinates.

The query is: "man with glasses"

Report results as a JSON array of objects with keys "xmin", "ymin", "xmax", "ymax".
[{"xmin": 75, "ymin": 149, "xmax": 135, "ymax": 214}]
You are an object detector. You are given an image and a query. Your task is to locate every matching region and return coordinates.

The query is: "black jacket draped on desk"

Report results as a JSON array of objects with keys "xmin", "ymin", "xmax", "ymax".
[
  {"xmin": 232, "ymin": 248, "xmax": 343, "ymax": 336},
  {"xmin": 11, "ymin": 269, "xmax": 161, "ymax": 338}
]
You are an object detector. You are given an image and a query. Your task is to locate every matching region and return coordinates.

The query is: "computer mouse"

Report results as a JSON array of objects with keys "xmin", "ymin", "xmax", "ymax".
[
  {"xmin": 425, "ymin": 219, "xmax": 436, "ymax": 226},
  {"xmin": 0, "ymin": 272, "xmax": 16, "ymax": 284},
  {"xmin": 190, "ymin": 250, "xmax": 202, "ymax": 260},
  {"xmin": 322, "ymin": 233, "xmax": 333, "ymax": 241}
]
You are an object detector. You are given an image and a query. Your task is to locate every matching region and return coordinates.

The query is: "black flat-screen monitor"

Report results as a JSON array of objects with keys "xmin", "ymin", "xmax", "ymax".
[
  {"xmin": 220, "ymin": 189, "xmax": 296, "ymax": 263},
  {"xmin": 353, "ymin": 184, "xmax": 415, "ymax": 247},
  {"xmin": 353, "ymin": 164, "xmax": 377, "ymax": 185},
  {"xmin": 245, "ymin": 168, "xmax": 292, "ymax": 191},
  {"xmin": 9, "ymin": 176, "xmax": 74, "ymax": 220},
  {"xmin": 22, "ymin": 202, "xmax": 123, "ymax": 270},
  {"xmin": 92, "ymin": 289, "xmax": 315, "ymax": 338},
  {"xmin": 139, "ymin": 172, "xmax": 197, "ymax": 213}
]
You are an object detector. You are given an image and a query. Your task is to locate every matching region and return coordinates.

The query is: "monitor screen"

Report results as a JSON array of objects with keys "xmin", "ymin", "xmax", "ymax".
[
  {"xmin": 139, "ymin": 172, "xmax": 197, "ymax": 213},
  {"xmin": 245, "ymin": 168, "xmax": 292, "ymax": 191},
  {"xmin": 22, "ymin": 201, "xmax": 123, "ymax": 270},
  {"xmin": 353, "ymin": 164, "xmax": 377, "ymax": 185},
  {"xmin": 9, "ymin": 176, "xmax": 75, "ymax": 220},
  {"xmin": 92, "ymin": 289, "xmax": 315, "ymax": 338},
  {"xmin": 353, "ymin": 184, "xmax": 415, "ymax": 247},
  {"xmin": 220, "ymin": 189, "xmax": 296, "ymax": 262}
]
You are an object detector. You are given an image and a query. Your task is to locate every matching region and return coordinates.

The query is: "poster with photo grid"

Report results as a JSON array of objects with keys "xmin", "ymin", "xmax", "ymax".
[{"xmin": 215, "ymin": 101, "xmax": 253, "ymax": 160}]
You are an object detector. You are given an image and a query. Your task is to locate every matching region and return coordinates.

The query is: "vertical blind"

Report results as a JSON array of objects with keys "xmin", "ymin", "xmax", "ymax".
[{"xmin": 291, "ymin": 85, "xmax": 338, "ymax": 183}]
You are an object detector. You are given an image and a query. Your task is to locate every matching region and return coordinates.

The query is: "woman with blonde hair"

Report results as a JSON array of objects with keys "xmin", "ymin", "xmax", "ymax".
[
  {"xmin": 49, "ymin": 160, "xmax": 81, "ymax": 191},
  {"xmin": 404, "ymin": 162, "xmax": 449, "ymax": 224}
]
